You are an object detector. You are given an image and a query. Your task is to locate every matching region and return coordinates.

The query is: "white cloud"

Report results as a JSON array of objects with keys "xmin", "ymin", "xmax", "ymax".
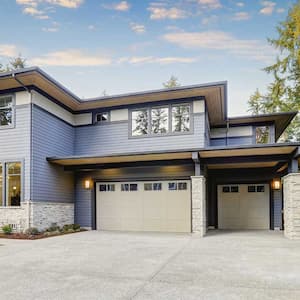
[
  {"xmin": 276, "ymin": 8, "xmax": 285, "ymax": 13},
  {"xmin": 119, "ymin": 56, "xmax": 197, "ymax": 64},
  {"xmin": 232, "ymin": 12, "xmax": 250, "ymax": 21},
  {"xmin": 30, "ymin": 49, "xmax": 112, "ymax": 66},
  {"xmin": 197, "ymin": 0, "xmax": 222, "ymax": 9},
  {"xmin": 148, "ymin": 6, "xmax": 187, "ymax": 20},
  {"xmin": 16, "ymin": 0, "xmax": 38, "ymax": 6},
  {"xmin": 0, "ymin": 44, "xmax": 18, "ymax": 58},
  {"xmin": 260, "ymin": 1, "xmax": 276, "ymax": 15},
  {"xmin": 201, "ymin": 14, "xmax": 218, "ymax": 25},
  {"xmin": 42, "ymin": 21, "xmax": 59, "ymax": 31},
  {"xmin": 130, "ymin": 23, "xmax": 146, "ymax": 34},
  {"xmin": 23, "ymin": 6, "xmax": 44, "ymax": 15},
  {"xmin": 46, "ymin": 0, "xmax": 84, "ymax": 8},
  {"xmin": 163, "ymin": 30, "xmax": 274, "ymax": 61},
  {"xmin": 103, "ymin": 1, "xmax": 130, "ymax": 11},
  {"xmin": 236, "ymin": 2, "xmax": 244, "ymax": 7}
]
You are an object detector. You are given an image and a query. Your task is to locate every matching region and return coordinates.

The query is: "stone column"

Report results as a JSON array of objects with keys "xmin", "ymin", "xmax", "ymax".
[
  {"xmin": 283, "ymin": 173, "xmax": 300, "ymax": 239},
  {"xmin": 191, "ymin": 176, "xmax": 206, "ymax": 236}
]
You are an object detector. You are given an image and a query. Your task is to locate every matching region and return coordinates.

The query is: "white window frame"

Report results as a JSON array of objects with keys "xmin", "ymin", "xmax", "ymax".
[{"xmin": 0, "ymin": 94, "xmax": 15, "ymax": 130}]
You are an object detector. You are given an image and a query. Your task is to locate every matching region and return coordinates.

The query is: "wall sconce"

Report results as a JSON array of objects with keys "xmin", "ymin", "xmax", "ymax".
[
  {"xmin": 273, "ymin": 179, "xmax": 281, "ymax": 190},
  {"xmin": 84, "ymin": 179, "xmax": 92, "ymax": 190}
]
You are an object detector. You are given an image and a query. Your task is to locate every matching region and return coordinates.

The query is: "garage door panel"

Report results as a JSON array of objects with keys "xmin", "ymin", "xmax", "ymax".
[
  {"xmin": 96, "ymin": 180, "xmax": 190, "ymax": 233},
  {"xmin": 218, "ymin": 184, "xmax": 269, "ymax": 230}
]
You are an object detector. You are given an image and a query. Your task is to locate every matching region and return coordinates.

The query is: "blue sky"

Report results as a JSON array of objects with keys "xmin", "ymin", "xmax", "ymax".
[{"xmin": 0, "ymin": 0, "xmax": 296, "ymax": 116}]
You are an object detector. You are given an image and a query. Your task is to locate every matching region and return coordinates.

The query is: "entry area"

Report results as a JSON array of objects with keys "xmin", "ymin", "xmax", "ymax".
[
  {"xmin": 218, "ymin": 184, "xmax": 270, "ymax": 230},
  {"xmin": 96, "ymin": 180, "xmax": 191, "ymax": 233}
]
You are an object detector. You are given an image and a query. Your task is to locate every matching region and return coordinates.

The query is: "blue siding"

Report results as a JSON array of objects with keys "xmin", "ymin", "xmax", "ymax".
[
  {"xmin": 210, "ymin": 136, "xmax": 253, "ymax": 147},
  {"xmin": 75, "ymin": 164, "xmax": 194, "ymax": 227},
  {"xmin": 273, "ymin": 190, "xmax": 282, "ymax": 229},
  {"xmin": 0, "ymin": 105, "xmax": 31, "ymax": 201},
  {"xmin": 32, "ymin": 105, "xmax": 75, "ymax": 203},
  {"xmin": 75, "ymin": 114, "xmax": 205, "ymax": 156}
]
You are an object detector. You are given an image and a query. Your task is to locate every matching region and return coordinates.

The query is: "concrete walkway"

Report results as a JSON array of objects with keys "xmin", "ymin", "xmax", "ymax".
[{"xmin": 0, "ymin": 230, "xmax": 300, "ymax": 300}]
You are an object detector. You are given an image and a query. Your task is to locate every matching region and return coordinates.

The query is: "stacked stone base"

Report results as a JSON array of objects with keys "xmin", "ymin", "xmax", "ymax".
[
  {"xmin": 283, "ymin": 173, "xmax": 300, "ymax": 239},
  {"xmin": 0, "ymin": 201, "xmax": 74, "ymax": 232}
]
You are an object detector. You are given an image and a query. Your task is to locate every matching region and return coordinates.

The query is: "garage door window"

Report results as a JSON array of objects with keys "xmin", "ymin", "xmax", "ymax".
[
  {"xmin": 248, "ymin": 185, "xmax": 265, "ymax": 193},
  {"xmin": 168, "ymin": 182, "xmax": 177, "ymax": 190},
  {"xmin": 99, "ymin": 184, "xmax": 115, "ymax": 192},
  {"xmin": 178, "ymin": 182, "xmax": 187, "ymax": 190},
  {"xmin": 144, "ymin": 183, "xmax": 162, "ymax": 191},
  {"xmin": 121, "ymin": 183, "xmax": 138, "ymax": 191},
  {"xmin": 222, "ymin": 186, "xmax": 239, "ymax": 193}
]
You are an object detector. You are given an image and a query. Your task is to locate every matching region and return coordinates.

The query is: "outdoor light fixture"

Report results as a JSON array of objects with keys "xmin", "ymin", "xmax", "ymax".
[
  {"xmin": 84, "ymin": 179, "xmax": 92, "ymax": 189},
  {"xmin": 273, "ymin": 179, "xmax": 281, "ymax": 190}
]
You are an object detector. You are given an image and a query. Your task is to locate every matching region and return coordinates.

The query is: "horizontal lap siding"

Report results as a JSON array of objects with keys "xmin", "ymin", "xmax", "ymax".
[
  {"xmin": 32, "ymin": 106, "xmax": 75, "ymax": 203},
  {"xmin": 75, "ymin": 164, "xmax": 194, "ymax": 227},
  {"xmin": 75, "ymin": 114, "xmax": 205, "ymax": 156},
  {"xmin": 0, "ymin": 105, "xmax": 31, "ymax": 200}
]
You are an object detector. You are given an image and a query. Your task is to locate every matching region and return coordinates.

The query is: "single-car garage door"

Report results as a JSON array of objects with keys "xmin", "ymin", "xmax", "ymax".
[
  {"xmin": 218, "ymin": 184, "xmax": 269, "ymax": 230},
  {"xmin": 96, "ymin": 180, "xmax": 191, "ymax": 233}
]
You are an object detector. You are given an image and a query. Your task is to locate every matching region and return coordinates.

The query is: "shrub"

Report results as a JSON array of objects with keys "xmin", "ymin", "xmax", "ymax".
[
  {"xmin": 62, "ymin": 224, "xmax": 74, "ymax": 233},
  {"xmin": 46, "ymin": 224, "xmax": 61, "ymax": 232},
  {"xmin": 25, "ymin": 227, "xmax": 39, "ymax": 235},
  {"xmin": 2, "ymin": 224, "xmax": 13, "ymax": 235},
  {"xmin": 73, "ymin": 224, "xmax": 81, "ymax": 231}
]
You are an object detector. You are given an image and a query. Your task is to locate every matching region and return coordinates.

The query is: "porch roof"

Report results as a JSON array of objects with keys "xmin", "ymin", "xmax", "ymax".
[{"xmin": 47, "ymin": 143, "xmax": 299, "ymax": 170}]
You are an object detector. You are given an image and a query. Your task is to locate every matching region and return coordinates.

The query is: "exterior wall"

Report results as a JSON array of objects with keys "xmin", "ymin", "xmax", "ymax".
[
  {"xmin": 0, "ymin": 201, "xmax": 74, "ymax": 232},
  {"xmin": 31, "ymin": 201, "xmax": 74, "ymax": 230},
  {"xmin": 0, "ymin": 101, "xmax": 31, "ymax": 201},
  {"xmin": 75, "ymin": 164, "xmax": 194, "ymax": 228},
  {"xmin": 191, "ymin": 176, "xmax": 206, "ymax": 236},
  {"xmin": 283, "ymin": 173, "xmax": 300, "ymax": 239},
  {"xmin": 75, "ymin": 113, "xmax": 205, "ymax": 156},
  {"xmin": 273, "ymin": 189, "xmax": 283, "ymax": 230},
  {"xmin": 31, "ymin": 104, "xmax": 75, "ymax": 203}
]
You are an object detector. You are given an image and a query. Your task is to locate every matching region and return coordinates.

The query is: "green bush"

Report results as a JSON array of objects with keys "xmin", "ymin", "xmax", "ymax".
[
  {"xmin": 2, "ymin": 224, "xmax": 13, "ymax": 235},
  {"xmin": 73, "ymin": 224, "xmax": 81, "ymax": 231},
  {"xmin": 25, "ymin": 227, "xmax": 39, "ymax": 235},
  {"xmin": 46, "ymin": 224, "xmax": 61, "ymax": 232},
  {"xmin": 61, "ymin": 224, "xmax": 81, "ymax": 233}
]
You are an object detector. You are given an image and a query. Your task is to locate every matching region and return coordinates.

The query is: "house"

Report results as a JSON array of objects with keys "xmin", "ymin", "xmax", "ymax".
[{"xmin": 0, "ymin": 67, "xmax": 299, "ymax": 239}]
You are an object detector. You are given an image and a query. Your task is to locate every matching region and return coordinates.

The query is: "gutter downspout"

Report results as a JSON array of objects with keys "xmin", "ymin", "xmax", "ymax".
[{"xmin": 12, "ymin": 72, "xmax": 32, "ymax": 229}]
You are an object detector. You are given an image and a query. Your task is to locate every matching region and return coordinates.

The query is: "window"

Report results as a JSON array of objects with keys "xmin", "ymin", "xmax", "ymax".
[
  {"xmin": 172, "ymin": 105, "xmax": 190, "ymax": 133},
  {"xmin": 247, "ymin": 185, "xmax": 265, "ymax": 193},
  {"xmin": 0, "ymin": 164, "xmax": 2, "ymax": 206},
  {"xmin": 95, "ymin": 112, "xmax": 109, "ymax": 123},
  {"xmin": 248, "ymin": 186, "xmax": 256, "ymax": 193},
  {"xmin": 131, "ymin": 103, "xmax": 191, "ymax": 137},
  {"xmin": 178, "ymin": 182, "xmax": 187, "ymax": 190},
  {"xmin": 144, "ymin": 183, "xmax": 152, "ymax": 191},
  {"xmin": 256, "ymin": 126, "xmax": 270, "ymax": 144},
  {"xmin": 121, "ymin": 183, "xmax": 138, "ymax": 191},
  {"xmin": 257, "ymin": 185, "xmax": 265, "ymax": 192},
  {"xmin": 222, "ymin": 186, "xmax": 239, "ymax": 193},
  {"xmin": 0, "ymin": 95, "xmax": 13, "ymax": 127},
  {"xmin": 6, "ymin": 162, "xmax": 21, "ymax": 206},
  {"xmin": 132, "ymin": 109, "xmax": 149, "ymax": 136},
  {"xmin": 151, "ymin": 107, "xmax": 168, "ymax": 134},
  {"xmin": 168, "ymin": 182, "xmax": 177, "ymax": 190},
  {"xmin": 153, "ymin": 183, "xmax": 162, "ymax": 191},
  {"xmin": 99, "ymin": 184, "xmax": 115, "ymax": 192}
]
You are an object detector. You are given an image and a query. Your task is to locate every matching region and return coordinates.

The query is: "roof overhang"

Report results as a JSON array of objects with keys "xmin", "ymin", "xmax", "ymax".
[{"xmin": 0, "ymin": 67, "xmax": 227, "ymax": 125}]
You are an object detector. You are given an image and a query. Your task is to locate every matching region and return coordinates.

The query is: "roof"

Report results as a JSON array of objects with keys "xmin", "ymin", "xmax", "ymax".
[
  {"xmin": 47, "ymin": 143, "xmax": 299, "ymax": 168},
  {"xmin": 0, "ymin": 67, "xmax": 227, "ymax": 126},
  {"xmin": 228, "ymin": 112, "xmax": 298, "ymax": 140}
]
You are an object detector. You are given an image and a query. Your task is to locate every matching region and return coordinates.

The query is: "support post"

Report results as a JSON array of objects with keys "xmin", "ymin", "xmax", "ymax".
[{"xmin": 191, "ymin": 176, "xmax": 206, "ymax": 236}]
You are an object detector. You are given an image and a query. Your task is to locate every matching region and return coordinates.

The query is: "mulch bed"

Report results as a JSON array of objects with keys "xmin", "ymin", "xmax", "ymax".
[{"xmin": 0, "ymin": 229, "xmax": 87, "ymax": 240}]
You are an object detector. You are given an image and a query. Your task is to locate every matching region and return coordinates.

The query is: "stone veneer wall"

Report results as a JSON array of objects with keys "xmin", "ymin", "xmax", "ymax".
[
  {"xmin": 0, "ymin": 201, "xmax": 74, "ymax": 232},
  {"xmin": 283, "ymin": 173, "xmax": 300, "ymax": 239},
  {"xmin": 191, "ymin": 176, "xmax": 206, "ymax": 236}
]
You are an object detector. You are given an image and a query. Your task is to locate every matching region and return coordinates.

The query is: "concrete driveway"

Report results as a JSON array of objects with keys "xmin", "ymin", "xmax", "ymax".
[{"xmin": 0, "ymin": 230, "xmax": 300, "ymax": 300}]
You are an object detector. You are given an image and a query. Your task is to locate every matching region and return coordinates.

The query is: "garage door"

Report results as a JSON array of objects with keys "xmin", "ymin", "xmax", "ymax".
[
  {"xmin": 96, "ymin": 180, "xmax": 191, "ymax": 233},
  {"xmin": 218, "ymin": 184, "xmax": 269, "ymax": 229}
]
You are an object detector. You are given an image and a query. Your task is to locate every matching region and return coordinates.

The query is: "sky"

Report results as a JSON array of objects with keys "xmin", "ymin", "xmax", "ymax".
[{"xmin": 0, "ymin": 0, "xmax": 296, "ymax": 116}]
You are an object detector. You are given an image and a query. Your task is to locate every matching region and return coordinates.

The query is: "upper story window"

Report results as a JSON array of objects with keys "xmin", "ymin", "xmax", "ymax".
[
  {"xmin": 0, "ymin": 95, "xmax": 14, "ymax": 128},
  {"xmin": 95, "ymin": 112, "xmax": 109, "ymax": 123},
  {"xmin": 131, "ymin": 103, "xmax": 191, "ymax": 137},
  {"xmin": 256, "ymin": 126, "xmax": 270, "ymax": 144}
]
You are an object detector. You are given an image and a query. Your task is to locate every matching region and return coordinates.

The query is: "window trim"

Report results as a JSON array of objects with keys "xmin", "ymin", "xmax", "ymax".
[
  {"xmin": 0, "ymin": 159, "xmax": 23, "ymax": 207},
  {"xmin": 0, "ymin": 94, "xmax": 15, "ymax": 130},
  {"xmin": 129, "ymin": 102, "xmax": 193, "ymax": 138}
]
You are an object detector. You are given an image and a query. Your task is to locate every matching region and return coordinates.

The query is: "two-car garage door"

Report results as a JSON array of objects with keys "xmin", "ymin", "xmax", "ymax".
[
  {"xmin": 96, "ymin": 180, "xmax": 191, "ymax": 233},
  {"xmin": 218, "ymin": 184, "xmax": 270, "ymax": 230}
]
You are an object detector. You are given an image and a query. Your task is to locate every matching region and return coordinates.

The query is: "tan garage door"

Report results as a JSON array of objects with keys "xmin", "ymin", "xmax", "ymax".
[
  {"xmin": 218, "ymin": 184, "xmax": 269, "ymax": 229},
  {"xmin": 96, "ymin": 180, "xmax": 191, "ymax": 233}
]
